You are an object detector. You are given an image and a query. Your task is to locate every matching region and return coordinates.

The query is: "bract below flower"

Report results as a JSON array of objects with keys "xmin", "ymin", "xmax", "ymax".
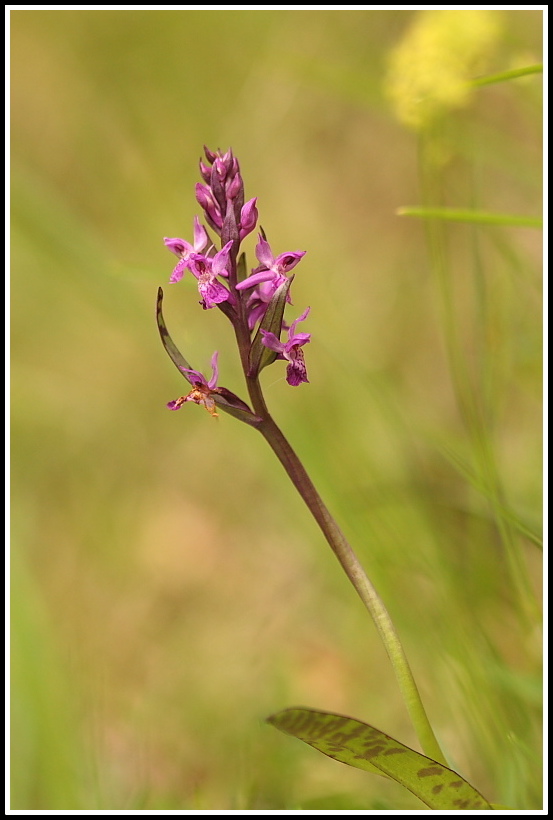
[{"xmin": 261, "ymin": 308, "xmax": 311, "ymax": 386}]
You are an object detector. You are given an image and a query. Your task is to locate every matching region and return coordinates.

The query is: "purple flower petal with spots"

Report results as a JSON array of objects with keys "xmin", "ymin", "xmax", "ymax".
[
  {"xmin": 260, "ymin": 307, "xmax": 311, "ymax": 386},
  {"xmin": 285, "ymin": 348, "xmax": 308, "ymax": 386},
  {"xmin": 188, "ymin": 245, "xmax": 233, "ymax": 309},
  {"xmin": 198, "ymin": 277, "xmax": 230, "ymax": 309}
]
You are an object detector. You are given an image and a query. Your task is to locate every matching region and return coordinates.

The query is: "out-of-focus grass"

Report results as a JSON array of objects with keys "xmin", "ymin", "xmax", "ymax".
[{"xmin": 10, "ymin": 9, "xmax": 542, "ymax": 810}]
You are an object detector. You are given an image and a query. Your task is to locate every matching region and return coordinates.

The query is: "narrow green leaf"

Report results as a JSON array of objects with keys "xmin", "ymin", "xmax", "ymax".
[
  {"xmin": 436, "ymin": 440, "xmax": 543, "ymax": 549},
  {"xmin": 397, "ymin": 207, "xmax": 542, "ymax": 229},
  {"xmin": 267, "ymin": 708, "xmax": 493, "ymax": 811},
  {"xmin": 472, "ymin": 64, "xmax": 543, "ymax": 87},
  {"xmin": 248, "ymin": 276, "xmax": 294, "ymax": 377}
]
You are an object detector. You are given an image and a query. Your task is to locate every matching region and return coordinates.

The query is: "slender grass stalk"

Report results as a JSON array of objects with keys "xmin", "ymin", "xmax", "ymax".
[
  {"xmin": 417, "ymin": 137, "xmax": 538, "ymax": 622},
  {"xmin": 471, "ymin": 64, "xmax": 543, "ymax": 87},
  {"xmin": 397, "ymin": 207, "xmax": 542, "ymax": 229}
]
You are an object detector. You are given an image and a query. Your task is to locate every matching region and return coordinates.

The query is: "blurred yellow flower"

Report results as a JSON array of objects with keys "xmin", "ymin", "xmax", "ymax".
[{"xmin": 385, "ymin": 10, "xmax": 502, "ymax": 131}]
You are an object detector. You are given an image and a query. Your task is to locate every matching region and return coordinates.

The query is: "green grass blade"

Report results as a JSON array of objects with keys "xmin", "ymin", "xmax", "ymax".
[
  {"xmin": 472, "ymin": 64, "xmax": 543, "ymax": 87},
  {"xmin": 397, "ymin": 207, "xmax": 542, "ymax": 229},
  {"xmin": 437, "ymin": 441, "xmax": 543, "ymax": 549},
  {"xmin": 268, "ymin": 708, "xmax": 493, "ymax": 811}
]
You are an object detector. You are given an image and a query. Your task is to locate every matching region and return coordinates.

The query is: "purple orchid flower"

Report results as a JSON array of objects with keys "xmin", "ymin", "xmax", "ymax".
[
  {"xmin": 167, "ymin": 351, "xmax": 220, "ymax": 416},
  {"xmin": 236, "ymin": 235, "xmax": 306, "ymax": 328},
  {"xmin": 260, "ymin": 308, "xmax": 311, "ymax": 386},
  {"xmin": 237, "ymin": 235, "xmax": 306, "ymax": 291},
  {"xmin": 164, "ymin": 217, "xmax": 210, "ymax": 283},
  {"xmin": 189, "ymin": 241, "xmax": 234, "ymax": 309}
]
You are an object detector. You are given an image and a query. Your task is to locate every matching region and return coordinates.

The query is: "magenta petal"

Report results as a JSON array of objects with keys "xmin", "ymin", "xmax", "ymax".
[
  {"xmin": 199, "ymin": 279, "xmax": 229, "ymax": 308},
  {"xmin": 240, "ymin": 198, "xmax": 258, "ymax": 239},
  {"xmin": 169, "ymin": 259, "xmax": 187, "ymax": 283},
  {"xmin": 236, "ymin": 270, "xmax": 277, "ymax": 291},
  {"xmin": 165, "ymin": 237, "xmax": 191, "ymax": 257},
  {"xmin": 195, "ymin": 183, "xmax": 212, "ymax": 208},
  {"xmin": 260, "ymin": 329, "xmax": 284, "ymax": 354},
  {"xmin": 246, "ymin": 302, "xmax": 268, "ymax": 329},
  {"xmin": 289, "ymin": 332, "xmax": 311, "ymax": 346},
  {"xmin": 290, "ymin": 306, "xmax": 310, "ymax": 329},
  {"xmin": 212, "ymin": 241, "xmax": 233, "ymax": 277},
  {"xmin": 227, "ymin": 173, "xmax": 242, "ymax": 199},
  {"xmin": 274, "ymin": 250, "xmax": 306, "ymax": 274},
  {"xmin": 286, "ymin": 352, "xmax": 309, "ymax": 386},
  {"xmin": 207, "ymin": 351, "xmax": 219, "ymax": 389},
  {"xmin": 180, "ymin": 367, "xmax": 206, "ymax": 386},
  {"xmin": 192, "ymin": 217, "xmax": 209, "ymax": 252},
  {"xmin": 255, "ymin": 235, "xmax": 275, "ymax": 269}
]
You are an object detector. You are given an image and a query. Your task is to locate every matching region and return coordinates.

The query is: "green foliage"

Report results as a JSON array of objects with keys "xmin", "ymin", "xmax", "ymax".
[
  {"xmin": 397, "ymin": 207, "xmax": 542, "ymax": 228},
  {"xmin": 156, "ymin": 287, "xmax": 194, "ymax": 374},
  {"xmin": 268, "ymin": 708, "xmax": 493, "ymax": 809}
]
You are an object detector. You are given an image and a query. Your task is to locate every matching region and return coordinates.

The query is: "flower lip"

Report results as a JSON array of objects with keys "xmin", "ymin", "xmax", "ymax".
[
  {"xmin": 188, "ymin": 245, "xmax": 233, "ymax": 309},
  {"xmin": 167, "ymin": 352, "xmax": 220, "ymax": 416}
]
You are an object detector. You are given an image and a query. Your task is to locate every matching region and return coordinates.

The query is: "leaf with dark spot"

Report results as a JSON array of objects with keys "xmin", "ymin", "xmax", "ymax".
[{"xmin": 267, "ymin": 708, "xmax": 493, "ymax": 811}]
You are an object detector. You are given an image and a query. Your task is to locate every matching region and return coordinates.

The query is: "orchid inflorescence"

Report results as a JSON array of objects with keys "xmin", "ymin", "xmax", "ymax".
[{"xmin": 160, "ymin": 146, "xmax": 310, "ymax": 418}]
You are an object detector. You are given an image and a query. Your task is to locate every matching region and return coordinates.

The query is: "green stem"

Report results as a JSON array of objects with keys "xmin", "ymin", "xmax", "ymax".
[{"xmin": 249, "ymin": 388, "xmax": 447, "ymax": 766}]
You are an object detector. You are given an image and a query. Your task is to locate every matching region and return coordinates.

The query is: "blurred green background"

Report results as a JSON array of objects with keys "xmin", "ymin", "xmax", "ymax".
[{"xmin": 10, "ymin": 9, "xmax": 542, "ymax": 810}]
